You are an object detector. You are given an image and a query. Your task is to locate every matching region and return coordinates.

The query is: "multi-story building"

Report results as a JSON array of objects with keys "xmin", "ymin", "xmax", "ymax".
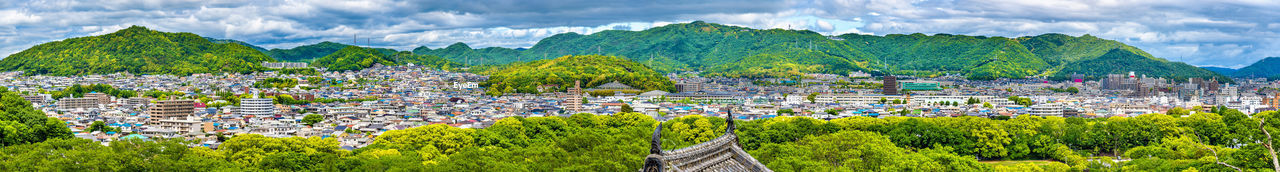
[
  {"xmin": 676, "ymin": 83, "xmax": 703, "ymax": 93},
  {"xmin": 1029, "ymin": 103, "xmax": 1064, "ymax": 117},
  {"xmin": 83, "ymin": 93, "xmax": 110, "ymax": 105},
  {"xmin": 240, "ymin": 98, "xmax": 275, "ymax": 116},
  {"xmin": 149, "ymin": 100, "xmax": 194, "ymax": 124},
  {"xmin": 22, "ymin": 94, "xmax": 48, "ymax": 105},
  {"xmin": 261, "ymin": 62, "xmax": 309, "ymax": 69},
  {"xmin": 883, "ymin": 76, "xmax": 898, "ymax": 95},
  {"xmin": 56, "ymin": 97, "xmax": 99, "ymax": 110},
  {"xmin": 564, "ymin": 80, "xmax": 583, "ymax": 112}
]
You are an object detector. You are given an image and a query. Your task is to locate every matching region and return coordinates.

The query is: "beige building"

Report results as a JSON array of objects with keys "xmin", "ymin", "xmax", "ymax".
[
  {"xmin": 57, "ymin": 97, "xmax": 99, "ymax": 110},
  {"xmin": 84, "ymin": 93, "xmax": 111, "ymax": 105},
  {"xmin": 149, "ymin": 100, "xmax": 195, "ymax": 124}
]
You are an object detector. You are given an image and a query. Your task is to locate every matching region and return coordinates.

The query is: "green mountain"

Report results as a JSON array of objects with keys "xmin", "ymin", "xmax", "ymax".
[
  {"xmin": 0, "ymin": 26, "xmax": 276, "ymax": 76},
  {"xmin": 266, "ymin": 41, "xmax": 401, "ymax": 62},
  {"xmin": 206, "ymin": 37, "xmax": 268, "ymax": 52},
  {"xmin": 1054, "ymin": 49, "xmax": 1225, "ymax": 81},
  {"xmin": 265, "ymin": 41, "xmax": 349, "ymax": 62},
  {"xmin": 413, "ymin": 42, "xmax": 523, "ymax": 66},
  {"xmin": 311, "ymin": 46, "xmax": 457, "ymax": 71},
  {"xmin": 421, "ymin": 21, "xmax": 1221, "ymax": 81},
  {"xmin": 1200, "ymin": 67, "xmax": 1237, "ymax": 76},
  {"xmin": 1232, "ymin": 57, "xmax": 1280, "ymax": 78},
  {"xmin": 481, "ymin": 55, "xmax": 673, "ymax": 95}
]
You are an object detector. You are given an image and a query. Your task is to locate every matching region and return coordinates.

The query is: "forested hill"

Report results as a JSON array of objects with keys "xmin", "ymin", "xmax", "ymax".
[
  {"xmin": 1200, "ymin": 67, "xmax": 1238, "ymax": 76},
  {"xmin": 1232, "ymin": 57, "xmax": 1280, "ymax": 78},
  {"xmin": 1054, "ymin": 49, "xmax": 1226, "ymax": 81},
  {"xmin": 310, "ymin": 46, "xmax": 458, "ymax": 71},
  {"xmin": 0, "ymin": 26, "xmax": 276, "ymax": 76},
  {"xmin": 480, "ymin": 55, "xmax": 674, "ymax": 96},
  {"xmin": 267, "ymin": 41, "xmax": 398, "ymax": 62},
  {"xmin": 421, "ymin": 21, "xmax": 1223, "ymax": 81},
  {"xmin": 413, "ymin": 42, "xmax": 522, "ymax": 66}
]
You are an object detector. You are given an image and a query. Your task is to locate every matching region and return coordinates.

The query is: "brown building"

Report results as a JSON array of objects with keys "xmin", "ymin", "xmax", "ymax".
[
  {"xmin": 883, "ymin": 76, "xmax": 898, "ymax": 95},
  {"xmin": 149, "ymin": 100, "xmax": 195, "ymax": 124}
]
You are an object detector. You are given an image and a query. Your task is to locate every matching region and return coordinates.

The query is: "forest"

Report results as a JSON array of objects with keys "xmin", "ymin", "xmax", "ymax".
[
  {"xmin": 4, "ymin": 84, "xmax": 1280, "ymax": 171},
  {"xmin": 411, "ymin": 21, "xmax": 1223, "ymax": 81},
  {"xmin": 0, "ymin": 26, "xmax": 276, "ymax": 76},
  {"xmin": 1231, "ymin": 57, "xmax": 1280, "ymax": 78},
  {"xmin": 310, "ymin": 46, "xmax": 458, "ymax": 71},
  {"xmin": 479, "ymin": 55, "xmax": 674, "ymax": 96}
]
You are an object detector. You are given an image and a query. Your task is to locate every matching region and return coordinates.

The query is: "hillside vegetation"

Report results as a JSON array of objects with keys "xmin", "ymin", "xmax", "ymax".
[
  {"xmin": 310, "ymin": 46, "xmax": 458, "ymax": 71},
  {"xmin": 479, "ymin": 55, "xmax": 674, "ymax": 95},
  {"xmin": 422, "ymin": 21, "xmax": 1223, "ymax": 81},
  {"xmin": 1232, "ymin": 57, "xmax": 1280, "ymax": 78},
  {"xmin": 0, "ymin": 26, "xmax": 276, "ymax": 76}
]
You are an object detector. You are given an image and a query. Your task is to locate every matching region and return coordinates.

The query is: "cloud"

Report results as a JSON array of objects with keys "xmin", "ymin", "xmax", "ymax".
[
  {"xmin": 0, "ymin": 0, "xmax": 1275, "ymax": 67},
  {"xmin": 0, "ymin": 10, "xmax": 42, "ymax": 26}
]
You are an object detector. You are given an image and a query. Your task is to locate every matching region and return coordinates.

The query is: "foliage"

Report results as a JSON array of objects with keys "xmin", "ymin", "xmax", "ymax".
[
  {"xmin": 252, "ymin": 78, "xmax": 298, "ymax": 89},
  {"xmin": 0, "ymin": 88, "xmax": 73, "ymax": 146},
  {"xmin": 10, "ymin": 104, "xmax": 1280, "ymax": 171},
  {"xmin": 310, "ymin": 46, "xmax": 458, "ymax": 71},
  {"xmin": 301, "ymin": 114, "xmax": 323, "ymax": 127},
  {"xmin": 48, "ymin": 84, "xmax": 137, "ymax": 99},
  {"xmin": 266, "ymin": 41, "xmax": 352, "ymax": 62},
  {"xmin": 1052, "ymin": 49, "xmax": 1228, "ymax": 82},
  {"xmin": 480, "ymin": 55, "xmax": 674, "ymax": 95},
  {"xmin": 411, "ymin": 22, "xmax": 1221, "ymax": 80},
  {"xmin": 0, "ymin": 26, "xmax": 275, "ymax": 76},
  {"xmin": 1232, "ymin": 57, "xmax": 1280, "ymax": 78}
]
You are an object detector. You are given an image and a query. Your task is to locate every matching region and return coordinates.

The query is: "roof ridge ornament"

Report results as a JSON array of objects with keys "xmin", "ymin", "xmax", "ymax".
[{"xmin": 726, "ymin": 108, "xmax": 736, "ymax": 135}]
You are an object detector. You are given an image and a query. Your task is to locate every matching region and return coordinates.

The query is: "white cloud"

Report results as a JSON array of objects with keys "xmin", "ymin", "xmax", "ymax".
[{"xmin": 0, "ymin": 10, "xmax": 42, "ymax": 26}]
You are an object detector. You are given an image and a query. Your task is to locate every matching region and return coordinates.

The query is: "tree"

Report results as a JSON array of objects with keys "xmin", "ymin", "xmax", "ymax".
[
  {"xmin": 302, "ymin": 114, "xmax": 324, "ymax": 127},
  {"xmin": 983, "ymin": 102, "xmax": 993, "ymax": 109},
  {"xmin": 86, "ymin": 121, "xmax": 118, "ymax": 133},
  {"xmin": 879, "ymin": 97, "xmax": 888, "ymax": 104},
  {"xmin": 825, "ymin": 109, "xmax": 842, "ymax": 116},
  {"xmin": 777, "ymin": 109, "xmax": 795, "ymax": 116},
  {"xmin": 620, "ymin": 104, "xmax": 634, "ymax": 113},
  {"xmin": 806, "ymin": 93, "xmax": 819, "ymax": 103}
]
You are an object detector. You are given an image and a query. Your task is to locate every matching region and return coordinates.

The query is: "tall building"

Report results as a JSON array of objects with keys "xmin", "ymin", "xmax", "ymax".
[
  {"xmin": 240, "ymin": 98, "xmax": 275, "ymax": 116},
  {"xmin": 564, "ymin": 80, "xmax": 583, "ymax": 112},
  {"xmin": 882, "ymin": 76, "xmax": 898, "ymax": 95},
  {"xmin": 149, "ymin": 100, "xmax": 195, "ymax": 124},
  {"xmin": 675, "ymin": 83, "xmax": 703, "ymax": 93}
]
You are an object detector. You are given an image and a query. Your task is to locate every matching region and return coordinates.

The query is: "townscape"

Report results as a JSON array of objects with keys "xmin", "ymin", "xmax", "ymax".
[
  {"xmin": 8, "ymin": 62, "xmax": 1279, "ymax": 150},
  {"xmin": 3, "ymin": 1, "xmax": 1280, "ymax": 171}
]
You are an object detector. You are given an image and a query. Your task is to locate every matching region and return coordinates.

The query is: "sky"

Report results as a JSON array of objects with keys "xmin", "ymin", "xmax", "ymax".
[{"xmin": 0, "ymin": 0, "xmax": 1277, "ymax": 68}]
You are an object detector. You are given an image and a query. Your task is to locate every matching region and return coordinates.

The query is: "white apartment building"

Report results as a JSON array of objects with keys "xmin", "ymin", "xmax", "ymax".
[{"xmin": 240, "ymin": 98, "xmax": 275, "ymax": 116}]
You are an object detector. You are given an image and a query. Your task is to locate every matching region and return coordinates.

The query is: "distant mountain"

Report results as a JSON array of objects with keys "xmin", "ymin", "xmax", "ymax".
[
  {"xmin": 0, "ymin": 26, "xmax": 276, "ymax": 76},
  {"xmin": 1233, "ymin": 57, "xmax": 1280, "ymax": 78},
  {"xmin": 413, "ymin": 42, "xmax": 522, "ymax": 66},
  {"xmin": 311, "ymin": 46, "xmax": 457, "ymax": 71},
  {"xmin": 266, "ymin": 41, "xmax": 400, "ymax": 62},
  {"xmin": 206, "ymin": 37, "xmax": 268, "ymax": 52},
  {"xmin": 480, "ymin": 55, "xmax": 673, "ymax": 95},
  {"xmin": 421, "ymin": 21, "xmax": 1223, "ymax": 81},
  {"xmin": 266, "ymin": 41, "xmax": 348, "ymax": 62},
  {"xmin": 1054, "ymin": 49, "xmax": 1226, "ymax": 81},
  {"xmin": 1200, "ymin": 67, "xmax": 1238, "ymax": 76}
]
